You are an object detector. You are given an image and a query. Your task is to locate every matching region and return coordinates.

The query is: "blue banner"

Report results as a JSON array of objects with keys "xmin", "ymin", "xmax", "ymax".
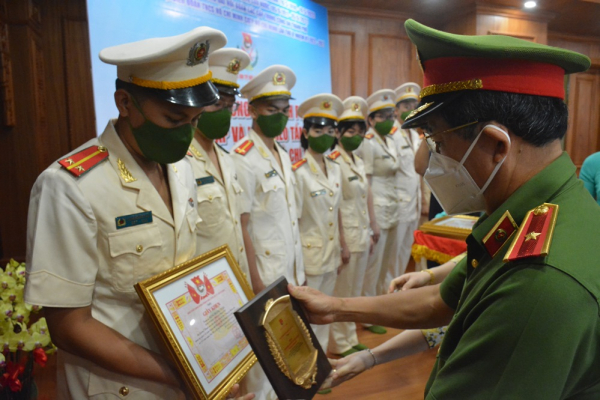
[{"xmin": 87, "ymin": 0, "xmax": 331, "ymax": 161}]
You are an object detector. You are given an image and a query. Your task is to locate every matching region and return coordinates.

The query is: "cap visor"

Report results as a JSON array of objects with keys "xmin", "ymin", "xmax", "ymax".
[
  {"xmin": 401, "ymin": 91, "xmax": 463, "ymax": 129},
  {"xmin": 214, "ymin": 83, "xmax": 240, "ymax": 96},
  {"xmin": 305, "ymin": 116, "xmax": 337, "ymax": 126},
  {"xmin": 146, "ymin": 80, "xmax": 220, "ymax": 108}
]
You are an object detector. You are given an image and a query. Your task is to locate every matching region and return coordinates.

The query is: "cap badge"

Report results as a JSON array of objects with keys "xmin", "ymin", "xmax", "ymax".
[
  {"xmin": 407, "ymin": 87, "xmax": 413, "ymax": 93},
  {"xmin": 320, "ymin": 101, "xmax": 331, "ymax": 110},
  {"xmin": 383, "ymin": 95, "xmax": 390, "ymax": 101},
  {"xmin": 187, "ymin": 40, "xmax": 210, "ymax": 66},
  {"xmin": 227, "ymin": 58, "xmax": 241, "ymax": 74},
  {"xmin": 273, "ymin": 72, "xmax": 286, "ymax": 86},
  {"xmin": 351, "ymin": 103, "xmax": 360, "ymax": 111}
]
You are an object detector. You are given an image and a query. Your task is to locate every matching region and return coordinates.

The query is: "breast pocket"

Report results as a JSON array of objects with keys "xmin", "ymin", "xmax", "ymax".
[
  {"xmin": 197, "ymin": 184, "xmax": 226, "ymax": 228},
  {"xmin": 107, "ymin": 223, "xmax": 163, "ymax": 292},
  {"xmin": 88, "ymin": 367, "xmax": 185, "ymax": 399},
  {"xmin": 254, "ymin": 239, "xmax": 287, "ymax": 284},
  {"xmin": 260, "ymin": 178, "xmax": 285, "ymax": 211},
  {"xmin": 301, "ymin": 236, "xmax": 324, "ymax": 275}
]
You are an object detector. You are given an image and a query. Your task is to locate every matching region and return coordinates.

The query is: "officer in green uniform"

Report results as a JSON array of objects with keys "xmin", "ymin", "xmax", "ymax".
[{"xmin": 290, "ymin": 19, "xmax": 600, "ymax": 399}]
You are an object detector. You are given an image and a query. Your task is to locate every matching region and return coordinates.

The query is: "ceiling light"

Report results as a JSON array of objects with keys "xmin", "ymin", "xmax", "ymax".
[{"xmin": 524, "ymin": 1, "xmax": 537, "ymax": 8}]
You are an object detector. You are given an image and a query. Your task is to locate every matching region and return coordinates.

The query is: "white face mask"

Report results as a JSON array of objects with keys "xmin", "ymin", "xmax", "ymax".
[{"xmin": 424, "ymin": 125, "xmax": 510, "ymax": 216}]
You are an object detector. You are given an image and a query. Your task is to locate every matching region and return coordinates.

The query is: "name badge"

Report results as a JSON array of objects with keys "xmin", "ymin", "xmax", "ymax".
[
  {"xmin": 348, "ymin": 176, "xmax": 359, "ymax": 182},
  {"xmin": 402, "ymin": 145, "xmax": 411, "ymax": 149},
  {"xmin": 196, "ymin": 176, "xmax": 215, "ymax": 186},
  {"xmin": 115, "ymin": 211, "xmax": 152, "ymax": 230},
  {"xmin": 311, "ymin": 189, "xmax": 326, "ymax": 197},
  {"xmin": 382, "ymin": 155, "xmax": 391, "ymax": 159},
  {"xmin": 265, "ymin": 169, "xmax": 278, "ymax": 178}
]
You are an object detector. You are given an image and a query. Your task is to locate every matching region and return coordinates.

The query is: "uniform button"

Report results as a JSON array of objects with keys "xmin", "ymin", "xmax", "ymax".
[
  {"xmin": 329, "ymin": 222, "xmax": 333, "ymax": 227},
  {"xmin": 329, "ymin": 207, "xmax": 333, "ymax": 211},
  {"xmin": 136, "ymin": 245, "xmax": 143, "ymax": 253},
  {"xmin": 362, "ymin": 210, "xmax": 366, "ymax": 214},
  {"xmin": 329, "ymin": 192, "xmax": 333, "ymax": 197},
  {"xmin": 208, "ymin": 195, "xmax": 213, "ymax": 201},
  {"xmin": 240, "ymin": 246, "xmax": 244, "ymax": 252},
  {"xmin": 292, "ymin": 221, "xmax": 295, "ymax": 226},
  {"xmin": 235, "ymin": 220, "xmax": 238, "ymax": 225},
  {"xmin": 265, "ymin": 250, "xmax": 271, "ymax": 256},
  {"xmin": 363, "ymin": 225, "xmax": 367, "ymax": 229},
  {"xmin": 273, "ymin": 185, "xmax": 277, "ymax": 189},
  {"xmin": 119, "ymin": 386, "xmax": 129, "ymax": 396},
  {"xmin": 362, "ymin": 195, "xmax": 366, "ymax": 199},
  {"xmin": 307, "ymin": 243, "xmax": 312, "ymax": 248},
  {"xmin": 329, "ymin": 236, "xmax": 334, "ymax": 241},
  {"xmin": 471, "ymin": 259, "xmax": 479, "ymax": 268}
]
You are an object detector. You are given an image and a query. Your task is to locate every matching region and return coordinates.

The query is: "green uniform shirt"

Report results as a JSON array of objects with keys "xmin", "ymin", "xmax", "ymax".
[{"xmin": 427, "ymin": 152, "xmax": 600, "ymax": 400}]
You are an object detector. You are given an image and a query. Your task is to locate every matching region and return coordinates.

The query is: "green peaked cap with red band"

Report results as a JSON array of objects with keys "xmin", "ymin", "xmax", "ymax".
[{"xmin": 401, "ymin": 19, "xmax": 591, "ymax": 128}]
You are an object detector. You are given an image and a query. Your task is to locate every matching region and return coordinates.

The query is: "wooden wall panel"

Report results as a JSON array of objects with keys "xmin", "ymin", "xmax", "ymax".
[
  {"xmin": 329, "ymin": 31, "xmax": 354, "ymax": 99},
  {"xmin": 328, "ymin": 10, "xmax": 422, "ymax": 100},
  {"xmin": 368, "ymin": 34, "xmax": 412, "ymax": 94},
  {"xmin": 565, "ymin": 72, "xmax": 600, "ymax": 167}
]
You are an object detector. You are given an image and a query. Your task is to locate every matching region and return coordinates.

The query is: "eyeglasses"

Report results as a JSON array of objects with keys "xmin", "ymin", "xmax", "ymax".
[
  {"xmin": 215, "ymin": 100, "xmax": 240, "ymax": 113},
  {"xmin": 423, "ymin": 121, "xmax": 479, "ymax": 153}
]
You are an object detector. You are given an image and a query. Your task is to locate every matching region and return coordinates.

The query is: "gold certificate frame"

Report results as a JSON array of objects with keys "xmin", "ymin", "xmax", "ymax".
[
  {"xmin": 135, "ymin": 245, "xmax": 256, "ymax": 400},
  {"xmin": 420, "ymin": 215, "xmax": 479, "ymax": 240}
]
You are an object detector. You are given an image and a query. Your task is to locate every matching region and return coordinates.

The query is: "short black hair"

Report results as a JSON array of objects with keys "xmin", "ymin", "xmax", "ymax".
[
  {"xmin": 435, "ymin": 90, "xmax": 568, "ymax": 147},
  {"xmin": 338, "ymin": 120, "xmax": 367, "ymax": 135},
  {"xmin": 115, "ymin": 79, "xmax": 156, "ymax": 103},
  {"xmin": 300, "ymin": 119, "xmax": 337, "ymax": 150},
  {"xmin": 396, "ymin": 98, "xmax": 418, "ymax": 108}
]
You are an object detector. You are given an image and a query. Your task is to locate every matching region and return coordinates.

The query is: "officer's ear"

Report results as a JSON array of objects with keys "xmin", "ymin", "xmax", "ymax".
[
  {"xmin": 114, "ymin": 89, "xmax": 132, "ymax": 117},
  {"xmin": 248, "ymin": 102, "xmax": 259, "ymax": 119},
  {"xmin": 482, "ymin": 123, "xmax": 511, "ymax": 164},
  {"xmin": 302, "ymin": 128, "xmax": 309, "ymax": 139}
]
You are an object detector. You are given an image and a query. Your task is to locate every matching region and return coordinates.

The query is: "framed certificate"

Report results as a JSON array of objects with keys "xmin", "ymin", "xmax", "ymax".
[
  {"xmin": 234, "ymin": 277, "xmax": 331, "ymax": 400},
  {"xmin": 420, "ymin": 215, "xmax": 479, "ymax": 240},
  {"xmin": 135, "ymin": 245, "xmax": 256, "ymax": 400}
]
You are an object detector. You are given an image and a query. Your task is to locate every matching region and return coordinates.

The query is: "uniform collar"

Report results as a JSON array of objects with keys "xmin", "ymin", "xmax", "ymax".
[
  {"xmin": 190, "ymin": 137, "xmax": 224, "ymax": 186},
  {"xmin": 372, "ymin": 128, "xmax": 396, "ymax": 160},
  {"xmin": 249, "ymin": 129, "xmax": 286, "ymax": 181},
  {"xmin": 470, "ymin": 152, "xmax": 576, "ymax": 252},
  {"xmin": 306, "ymin": 151, "xmax": 333, "ymax": 190}
]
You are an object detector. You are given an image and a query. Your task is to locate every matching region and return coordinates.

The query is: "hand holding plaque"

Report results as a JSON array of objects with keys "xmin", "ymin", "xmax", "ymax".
[{"xmin": 234, "ymin": 277, "xmax": 331, "ymax": 400}]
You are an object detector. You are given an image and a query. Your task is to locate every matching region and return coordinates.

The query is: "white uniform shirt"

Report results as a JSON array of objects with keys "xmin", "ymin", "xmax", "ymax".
[
  {"xmin": 390, "ymin": 121, "xmax": 421, "ymax": 222},
  {"xmin": 293, "ymin": 151, "xmax": 342, "ymax": 275},
  {"xmin": 231, "ymin": 129, "xmax": 305, "ymax": 286},
  {"xmin": 25, "ymin": 120, "xmax": 197, "ymax": 399},
  {"xmin": 356, "ymin": 128, "xmax": 402, "ymax": 229},
  {"xmin": 334, "ymin": 145, "xmax": 371, "ymax": 253},
  {"xmin": 187, "ymin": 138, "xmax": 249, "ymax": 279}
]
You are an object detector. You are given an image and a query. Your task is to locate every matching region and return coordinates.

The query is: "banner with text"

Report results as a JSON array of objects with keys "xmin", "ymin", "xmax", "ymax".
[{"xmin": 87, "ymin": 0, "xmax": 331, "ymax": 162}]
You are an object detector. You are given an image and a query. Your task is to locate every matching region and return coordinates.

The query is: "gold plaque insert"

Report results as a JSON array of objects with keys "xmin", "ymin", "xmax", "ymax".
[{"xmin": 260, "ymin": 295, "xmax": 318, "ymax": 389}]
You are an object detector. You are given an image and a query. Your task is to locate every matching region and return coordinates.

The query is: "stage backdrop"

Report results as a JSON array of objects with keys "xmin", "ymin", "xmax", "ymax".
[{"xmin": 87, "ymin": 0, "xmax": 332, "ymax": 162}]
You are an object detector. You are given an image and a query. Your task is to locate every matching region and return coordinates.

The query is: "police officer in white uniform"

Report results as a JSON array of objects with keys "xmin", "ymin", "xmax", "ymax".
[
  {"xmin": 386, "ymin": 82, "xmax": 422, "ymax": 285},
  {"xmin": 328, "ymin": 96, "xmax": 373, "ymax": 356},
  {"xmin": 355, "ymin": 89, "xmax": 400, "ymax": 334},
  {"xmin": 24, "ymin": 28, "xmax": 252, "ymax": 399},
  {"xmin": 231, "ymin": 65, "xmax": 304, "ymax": 295},
  {"xmin": 188, "ymin": 48, "xmax": 250, "ymax": 278},
  {"xmin": 293, "ymin": 93, "xmax": 344, "ymax": 351}
]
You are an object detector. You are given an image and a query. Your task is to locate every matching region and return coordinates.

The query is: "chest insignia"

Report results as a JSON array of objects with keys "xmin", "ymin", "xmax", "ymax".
[
  {"xmin": 58, "ymin": 145, "xmax": 109, "ymax": 177},
  {"xmin": 482, "ymin": 210, "xmax": 518, "ymax": 258},
  {"xmin": 196, "ymin": 176, "xmax": 215, "ymax": 186},
  {"xmin": 504, "ymin": 203, "xmax": 559, "ymax": 262},
  {"xmin": 265, "ymin": 169, "xmax": 278, "ymax": 178},
  {"xmin": 292, "ymin": 158, "xmax": 307, "ymax": 172},
  {"xmin": 328, "ymin": 151, "xmax": 341, "ymax": 161},
  {"xmin": 117, "ymin": 158, "xmax": 136, "ymax": 183},
  {"xmin": 311, "ymin": 189, "xmax": 326, "ymax": 197},
  {"xmin": 115, "ymin": 211, "xmax": 152, "ymax": 230},
  {"xmin": 234, "ymin": 140, "xmax": 254, "ymax": 155},
  {"xmin": 189, "ymin": 144, "xmax": 203, "ymax": 158}
]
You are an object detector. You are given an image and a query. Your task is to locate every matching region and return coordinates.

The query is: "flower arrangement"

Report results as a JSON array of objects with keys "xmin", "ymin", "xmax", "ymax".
[{"xmin": 0, "ymin": 260, "xmax": 55, "ymax": 399}]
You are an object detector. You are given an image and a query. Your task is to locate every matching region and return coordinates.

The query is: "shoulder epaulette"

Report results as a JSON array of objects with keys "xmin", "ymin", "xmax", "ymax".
[
  {"xmin": 389, "ymin": 126, "xmax": 398, "ymax": 135},
  {"xmin": 234, "ymin": 140, "xmax": 254, "ymax": 155},
  {"xmin": 216, "ymin": 143, "xmax": 229, "ymax": 154},
  {"xmin": 58, "ymin": 145, "xmax": 109, "ymax": 177},
  {"xmin": 292, "ymin": 158, "xmax": 307, "ymax": 172},
  {"xmin": 328, "ymin": 150, "xmax": 341, "ymax": 161},
  {"xmin": 365, "ymin": 133, "xmax": 374, "ymax": 140},
  {"xmin": 504, "ymin": 203, "xmax": 559, "ymax": 262}
]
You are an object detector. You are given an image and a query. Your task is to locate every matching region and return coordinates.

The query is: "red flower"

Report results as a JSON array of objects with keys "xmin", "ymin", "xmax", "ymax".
[
  {"xmin": 33, "ymin": 347, "xmax": 47, "ymax": 367},
  {"xmin": 1, "ymin": 361, "xmax": 24, "ymax": 392}
]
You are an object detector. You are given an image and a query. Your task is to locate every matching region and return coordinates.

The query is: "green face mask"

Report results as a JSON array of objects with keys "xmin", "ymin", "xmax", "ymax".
[
  {"xmin": 196, "ymin": 109, "xmax": 232, "ymax": 140},
  {"xmin": 308, "ymin": 134, "xmax": 336, "ymax": 154},
  {"xmin": 374, "ymin": 119, "xmax": 394, "ymax": 136},
  {"xmin": 340, "ymin": 134, "xmax": 363, "ymax": 152},
  {"xmin": 257, "ymin": 113, "xmax": 288, "ymax": 138},
  {"xmin": 129, "ymin": 97, "xmax": 194, "ymax": 164},
  {"xmin": 400, "ymin": 111, "xmax": 412, "ymax": 121}
]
